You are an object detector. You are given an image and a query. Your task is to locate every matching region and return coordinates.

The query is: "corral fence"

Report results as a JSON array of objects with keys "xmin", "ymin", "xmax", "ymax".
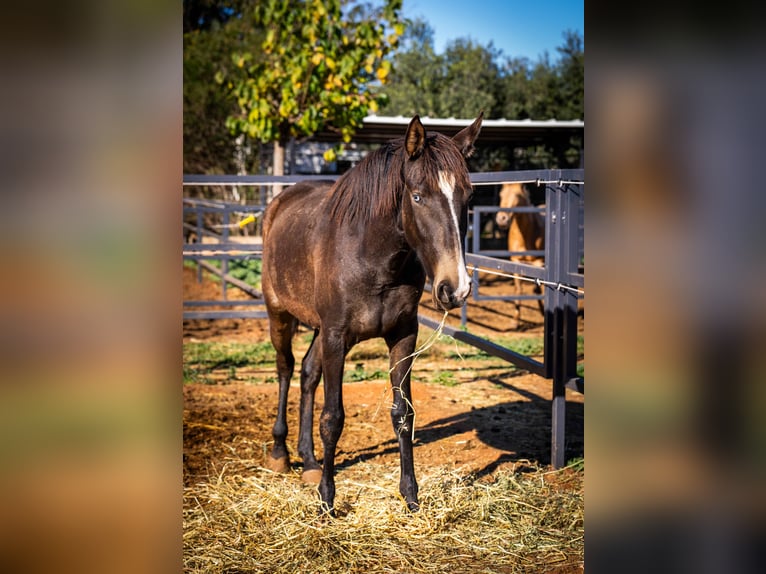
[{"xmin": 183, "ymin": 169, "xmax": 584, "ymax": 468}]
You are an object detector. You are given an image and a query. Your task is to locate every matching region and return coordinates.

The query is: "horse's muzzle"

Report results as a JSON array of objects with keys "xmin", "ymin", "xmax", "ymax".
[{"xmin": 435, "ymin": 280, "xmax": 470, "ymax": 310}]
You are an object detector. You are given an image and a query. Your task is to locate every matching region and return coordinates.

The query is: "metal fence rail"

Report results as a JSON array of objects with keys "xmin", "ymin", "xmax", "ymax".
[{"xmin": 183, "ymin": 169, "xmax": 584, "ymax": 467}]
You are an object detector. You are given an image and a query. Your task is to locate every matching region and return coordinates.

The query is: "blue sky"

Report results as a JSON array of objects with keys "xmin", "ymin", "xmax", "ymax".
[{"xmin": 401, "ymin": 0, "xmax": 583, "ymax": 62}]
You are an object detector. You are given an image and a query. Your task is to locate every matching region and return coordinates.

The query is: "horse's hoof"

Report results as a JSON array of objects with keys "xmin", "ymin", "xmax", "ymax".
[
  {"xmin": 301, "ymin": 468, "xmax": 322, "ymax": 484},
  {"xmin": 406, "ymin": 500, "xmax": 420, "ymax": 513},
  {"xmin": 266, "ymin": 455, "xmax": 291, "ymax": 474}
]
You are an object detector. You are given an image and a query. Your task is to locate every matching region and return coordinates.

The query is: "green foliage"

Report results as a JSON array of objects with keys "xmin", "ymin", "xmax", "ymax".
[
  {"xmin": 184, "ymin": 8, "xmax": 257, "ymax": 174},
  {"xmin": 381, "ymin": 18, "xmax": 442, "ymax": 117},
  {"xmin": 221, "ymin": 0, "xmax": 405, "ymax": 149},
  {"xmin": 205, "ymin": 258, "xmax": 262, "ymax": 288},
  {"xmin": 440, "ymin": 39, "xmax": 503, "ymax": 119},
  {"xmin": 384, "ymin": 24, "xmax": 583, "ymax": 123},
  {"xmin": 226, "ymin": 258, "xmax": 262, "ymax": 288}
]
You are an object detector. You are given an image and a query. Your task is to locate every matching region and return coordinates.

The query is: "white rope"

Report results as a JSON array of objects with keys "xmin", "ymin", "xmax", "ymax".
[
  {"xmin": 183, "ymin": 249, "xmax": 261, "ymax": 257},
  {"xmin": 466, "ymin": 265, "xmax": 584, "ymax": 296},
  {"xmin": 471, "ymin": 179, "xmax": 584, "ymax": 187}
]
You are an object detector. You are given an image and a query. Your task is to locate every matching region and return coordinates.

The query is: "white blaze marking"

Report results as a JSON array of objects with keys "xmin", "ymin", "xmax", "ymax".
[{"xmin": 438, "ymin": 170, "xmax": 471, "ymax": 300}]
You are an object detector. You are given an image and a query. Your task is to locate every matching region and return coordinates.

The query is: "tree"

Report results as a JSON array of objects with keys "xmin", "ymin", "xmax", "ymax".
[
  {"xmin": 183, "ymin": 0, "xmax": 247, "ymax": 33},
  {"xmin": 383, "ymin": 18, "xmax": 443, "ymax": 117},
  {"xmin": 184, "ymin": 19, "xmax": 246, "ymax": 175},
  {"xmin": 221, "ymin": 0, "xmax": 405, "ymax": 177},
  {"xmin": 439, "ymin": 38, "xmax": 503, "ymax": 118},
  {"xmin": 553, "ymin": 29, "xmax": 584, "ymax": 121},
  {"xmin": 184, "ymin": 0, "xmax": 270, "ymax": 176},
  {"xmin": 383, "ymin": 24, "xmax": 503, "ymax": 120}
]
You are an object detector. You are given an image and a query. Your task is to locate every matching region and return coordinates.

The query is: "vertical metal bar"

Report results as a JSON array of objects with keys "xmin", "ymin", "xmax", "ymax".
[
  {"xmin": 548, "ymin": 179, "xmax": 582, "ymax": 469},
  {"xmin": 547, "ymin": 176, "xmax": 566, "ymax": 469},
  {"xmin": 461, "ymin": 231, "xmax": 471, "ymax": 327},
  {"xmin": 468, "ymin": 208, "xmax": 483, "ymax": 328},
  {"xmin": 221, "ymin": 206, "xmax": 229, "ymax": 300},
  {"xmin": 195, "ymin": 206, "xmax": 203, "ymax": 284},
  {"xmin": 471, "ymin": 208, "xmax": 481, "ymax": 265},
  {"xmin": 563, "ymin": 183, "xmax": 581, "ymax": 382}
]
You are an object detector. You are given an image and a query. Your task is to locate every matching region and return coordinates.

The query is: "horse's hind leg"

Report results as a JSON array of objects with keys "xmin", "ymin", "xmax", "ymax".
[
  {"xmin": 267, "ymin": 312, "xmax": 297, "ymax": 474},
  {"xmin": 297, "ymin": 329, "xmax": 323, "ymax": 484}
]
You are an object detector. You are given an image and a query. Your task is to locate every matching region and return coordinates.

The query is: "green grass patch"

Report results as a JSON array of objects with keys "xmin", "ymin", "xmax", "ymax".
[
  {"xmin": 344, "ymin": 362, "xmax": 388, "ymax": 383},
  {"xmin": 433, "ymin": 370, "xmax": 458, "ymax": 386},
  {"xmin": 183, "ymin": 341, "xmax": 276, "ymax": 384}
]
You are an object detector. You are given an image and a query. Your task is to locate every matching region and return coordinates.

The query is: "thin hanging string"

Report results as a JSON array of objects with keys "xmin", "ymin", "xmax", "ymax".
[{"xmin": 372, "ymin": 310, "xmax": 450, "ymax": 440}]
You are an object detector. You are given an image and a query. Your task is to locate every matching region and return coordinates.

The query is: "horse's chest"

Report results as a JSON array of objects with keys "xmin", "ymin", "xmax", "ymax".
[{"xmin": 335, "ymin": 286, "xmax": 420, "ymax": 339}]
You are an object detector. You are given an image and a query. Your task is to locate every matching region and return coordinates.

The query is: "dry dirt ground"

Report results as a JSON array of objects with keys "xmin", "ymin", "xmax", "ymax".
[{"xmin": 183, "ymin": 266, "xmax": 584, "ymax": 486}]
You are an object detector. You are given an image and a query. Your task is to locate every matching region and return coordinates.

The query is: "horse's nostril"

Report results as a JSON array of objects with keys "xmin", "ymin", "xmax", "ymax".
[
  {"xmin": 437, "ymin": 281, "xmax": 452, "ymax": 303},
  {"xmin": 436, "ymin": 281, "xmax": 466, "ymax": 310}
]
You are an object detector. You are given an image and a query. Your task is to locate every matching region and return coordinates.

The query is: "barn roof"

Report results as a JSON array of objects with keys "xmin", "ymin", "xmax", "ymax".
[{"xmin": 312, "ymin": 115, "xmax": 584, "ymax": 146}]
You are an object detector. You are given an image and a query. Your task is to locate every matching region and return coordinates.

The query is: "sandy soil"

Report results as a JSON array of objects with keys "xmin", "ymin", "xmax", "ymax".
[{"xmin": 183, "ymin": 266, "xmax": 584, "ymax": 486}]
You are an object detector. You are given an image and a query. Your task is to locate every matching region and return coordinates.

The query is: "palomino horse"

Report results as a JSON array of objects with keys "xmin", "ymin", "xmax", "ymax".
[
  {"xmin": 262, "ymin": 114, "xmax": 483, "ymax": 514},
  {"xmin": 494, "ymin": 183, "xmax": 545, "ymax": 327}
]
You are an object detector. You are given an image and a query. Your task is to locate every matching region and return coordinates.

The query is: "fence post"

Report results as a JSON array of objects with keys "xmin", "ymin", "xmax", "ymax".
[{"xmin": 545, "ymin": 176, "xmax": 580, "ymax": 468}]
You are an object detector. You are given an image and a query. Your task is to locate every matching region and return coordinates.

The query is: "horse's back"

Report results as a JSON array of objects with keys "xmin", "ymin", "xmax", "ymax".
[
  {"xmin": 263, "ymin": 180, "xmax": 333, "ymax": 239},
  {"xmin": 262, "ymin": 180, "xmax": 334, "ymax": 327}
]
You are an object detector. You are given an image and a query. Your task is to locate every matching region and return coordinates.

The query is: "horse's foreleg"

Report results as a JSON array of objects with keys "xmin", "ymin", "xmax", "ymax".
[
  {"xmin": 317, "ymin": 330, "xmax": 346, "ymax": 515},
  {"xmin": 386, "ymin": 327, "xmax": 420, "ymax": 512},
  {"xmin": 267, "ymin": 314, "xmax": 297, "ymax": 473},
  {"xmin": 298, "ymin": 329, "xmax": 323, "ymax": 484}
]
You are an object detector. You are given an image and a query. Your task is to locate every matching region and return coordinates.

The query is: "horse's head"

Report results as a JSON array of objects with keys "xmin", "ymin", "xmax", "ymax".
[
  {"xmin": 400, "ymin": 113, "xmax": 483, "ymax": 311},
  {"xmin": 495, "ymin": 183, "xmax": 528, "ymax": 229}
]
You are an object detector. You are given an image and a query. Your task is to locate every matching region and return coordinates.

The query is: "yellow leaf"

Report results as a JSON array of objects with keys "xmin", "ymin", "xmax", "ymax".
[
  {"xmin": 376, "ymin": 66, "xmax": 389, "ymax": 82},
  {"xmin": 323, "ymin": 148, "xmax": 336, "ymax": 162},
  {"xmin": 369, "ymin": 99, "xmax": 379, "ymax": 113}
]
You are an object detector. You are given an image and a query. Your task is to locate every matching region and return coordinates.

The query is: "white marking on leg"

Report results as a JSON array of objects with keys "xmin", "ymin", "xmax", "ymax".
[{"xmin": 438, "ymin": 170, "xmax": 471, "ymax": 300}]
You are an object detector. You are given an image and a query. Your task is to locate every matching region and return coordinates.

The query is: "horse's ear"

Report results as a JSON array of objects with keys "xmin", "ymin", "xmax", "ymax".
[
  {"xmin": 405, "ymin": 115, "xmax": 426, "ymax": 159},
  {"xmin": 453, "ymin": 111, "xmax": 484, "ymax": 158}
]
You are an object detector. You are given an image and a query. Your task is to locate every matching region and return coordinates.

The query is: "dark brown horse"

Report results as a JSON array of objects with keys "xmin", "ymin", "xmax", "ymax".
[
  {"xmin": 261, "ymin": 114, "xmax": 483, "ymax": 514},
  {"xmin": 494, "ymin": 182, "xmax": 545, "ymax": 327}
]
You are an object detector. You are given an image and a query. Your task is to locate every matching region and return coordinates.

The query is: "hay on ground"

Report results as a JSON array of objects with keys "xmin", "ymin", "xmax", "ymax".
[{"xmin": 183, "ymin": 461, "xmax": 583, "ymax": 573}]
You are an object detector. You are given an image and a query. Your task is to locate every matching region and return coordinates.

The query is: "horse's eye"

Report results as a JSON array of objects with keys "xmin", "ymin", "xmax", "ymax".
[{"xmin": 412, "ymin": 193, "xmax": 422, "ymax": 204}]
